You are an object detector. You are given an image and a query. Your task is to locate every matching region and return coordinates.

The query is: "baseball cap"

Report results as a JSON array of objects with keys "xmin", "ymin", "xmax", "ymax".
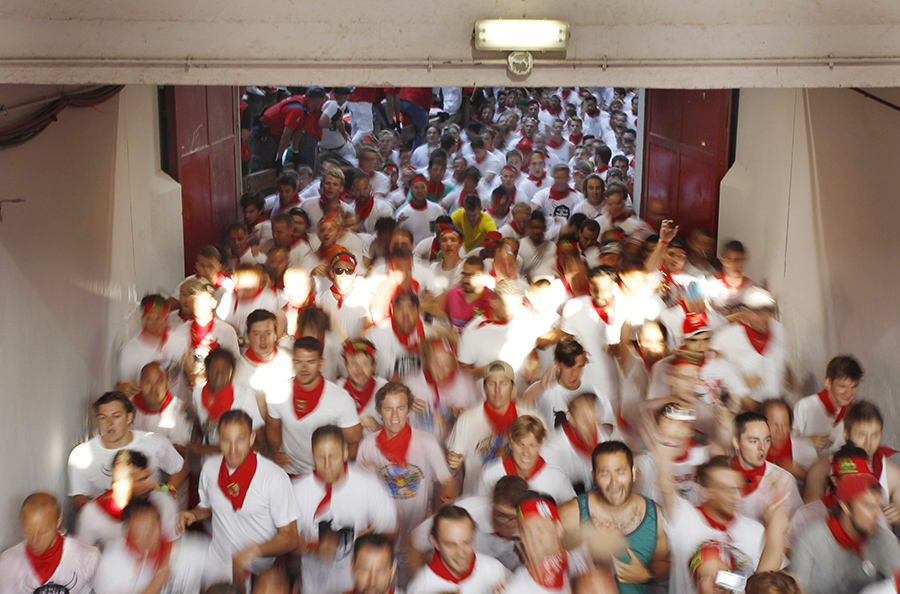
[
  {"xmin": 683, "ymin": 312, "xmax": 709, "ymax": 338},
  {"xmin": 833, "ymin": 456, "xmax": 880, "ymax": 502},
  {"xmin": 306, "ymin": 86, "xmax": 326, "ymax": 98},
  {"xmin": 484, "ymin": 360, "xmax": 515, "ymax": 384}
]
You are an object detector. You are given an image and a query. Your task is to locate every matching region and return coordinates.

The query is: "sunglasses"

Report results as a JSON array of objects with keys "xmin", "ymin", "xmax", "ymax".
[{"xmin": 332, "ymin": 268, "xmax": 354, "ymax": 275}]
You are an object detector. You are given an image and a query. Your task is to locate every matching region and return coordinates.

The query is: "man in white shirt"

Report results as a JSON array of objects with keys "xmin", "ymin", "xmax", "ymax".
[
  {"xmin": 396, "ymin": 174, "xmax": 446, "ymax": 245},
  {"xmin": 131, "ymin": 361, "xmax": 192, "ymax": 452},
  {"xmin": 503, "ymin": 496, "xmax": 573, "ymax": 594},
  {"xmin": 531, "ymin": 164, "xmax": 583, "ymax": 227},
  {"xmin": 233, "ymin": 309, "xmax": 295, "ymax": 418},
  {"xmin": 793, "ymin": 355, "xmax": 864, "ymax": 454},
  {"xmin": 316, "ymin": 250, "xmax": 373, "ymax": 339},
  {"xmin": 541, "ymin": 392, "xmax": 611, "ymax": 492},
  {"xmin": 266, "ymin": 336, "xmax": 362, "ymax": 476},
  {"xmin": 407, "ymin": 505, "xmax": 510, "ymax": 594},
  {"xmin": 468, "ymin": 136, "xmax": 503, "ymax": 186},
  {"xmin": 760, "ymin": 398, "xmax": 819, "ymax": 483},
  {"xmin": 0, "ymin": 493, "xmax": 100, "ymax": 594},
  {"xmin": 219, "ymin": 266, "xmax": 284, "ymax": 340},
  {"xmin": 518, "ymin": 212, "xmax": 557, "ymax": 278},
  {"xmin": 348, "ymin": 169, "xmax": 395, "ymax": 236},
  {"xmin": 366, "ymin": 290, "xmax": 435, "ymax": 381},
  {"xmin": 67, "ymin": 391, "xmax": 186, "ymax": 510},
  {"xmin": 300, "ymin": 168, "xmax": 354, "ymax": 234},
  {"xmin": 293, "ymin": 425, "xmax": 398, "ymax": 594},
  {"xmin": 598, "ymin": 182, "xmax": 645, "ymax": 237},
  {"xmin": 515, "ymin": 151, "xmax": 549, "ymax": 205},
  {"xmin": 178, "ymin": 410, "xmax": 300, "ymax": 589},
  {"xmin": 346, "ymin": 534, "xmax": 399, "ymax": 594}
]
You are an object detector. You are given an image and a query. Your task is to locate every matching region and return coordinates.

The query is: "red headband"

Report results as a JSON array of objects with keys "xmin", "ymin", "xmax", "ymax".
[
  {"xmin": 321, "ymin": 216, "xmax": 339, "ymax": 228},
  {"xmin": 689, "ymin": 542, "xmax": 735, "ymax": 577},
  {"xmin": 502, "ymin": 165, "xmax": 519, "ymax": 175},
  {"xmin": 142, "ymin": 299, "xmax": 170, "ymax": 318},
  {"xmin": 383, "ymin": 164, "xmax": 398, "ymax": 172},
  {"xmin": 330, "ymin": 252, "xmax": 357, "ymax": 268},
  {"xmin": 440, "ymin": 227, "xmax": 462, "ymax": 240},
  {"xmin": 518, "ymin": 497, "xmax": 560, "ymax": 522},
  {"xmin": 683, "ymin": 313, "xmax": 709, "ymax": 337},
  {"xmin": 343, "ymin": 340, "xmax": 376, "ymax": 360},
  {"xmin": 410, "ymin": 174, "xmax": 427, "ymax": 185}
]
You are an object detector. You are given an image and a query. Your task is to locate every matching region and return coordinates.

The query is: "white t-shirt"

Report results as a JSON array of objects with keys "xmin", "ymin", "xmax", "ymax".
[
  {"xmin": 117, "ymin": 331, "xmax": 190, "ymax": 387},
  {"xmin": 468, "ymin": 151, "xmax": 504, "ymax": 182},
  {"xmin": 192, "ymin": 382, "xmax": 265, "ymax": 445},
  {"xmin": 457, "ymin": 311, "xmax": 544, "ymax": 378},
  {"xmin": 518, "ymin": 238, "xmax": 557, "ymax": 278},
  {"xmin": 199, "ymin": 453, "xmax": 300, "ymax": 569},
  {"xmin": 0, "ymin": 537, "xmax": 100, "ymax": 594},
  {"xmin": 74, "ymin": 489, "xmax": 180, "ymax": 549},
  {"xmin": 405, "ymin": 370, "xmax": 481, "ymax": 443},
  {"xmin": 633, "ymin": 447, "xmax": 709, "ymax": 506},
  {"xmin": 93, "ymin": 533, "xmax": 208, "ymax": 594},
  {"xmin": 559, "ymin": 295, "xmax": 625, "ymax": 407},
  {"xmin": 233, "ymin": 347, "xmax": 295, "ymax": 409},
  {"xmin": 300, "ymin": 196, "xmax": 355, "ymax": 233},
  {"xmin": 531, "ymin": 187, "xmax": 583, "ymax": 223},
  {"xmin": 541, "ymin": 424, "xmax": 612, "ymax": 490},
  {"xmin": 666, "ymin": 495, "xmax": 765, "ymax": 594},
  {"xmin": 647, "ymin": 352, "xmax": 750, "ymax": 407},
  {"xmin": 532, "ymin": 378, "xmax": 615, "ymax": 429},
  {"xmin": 356, "ymin": 199, "xmax": 396, "ymax": 235},
  {"xmin": 396, "ymin": 201, "xmax": 446, "ymax": 245},
  {"xmin": 597, "ymin": 213, "xmax": 647, "ymax": 238},
  {"xmin": 168, "ymin": 317, "xmax": 241, "ymax": 367},
  {"xmin": 217, "ymin": 288, "xmax": 284, "ymax": 339},
  {"xmin": 365, "ymin": 318, "xmax": 436, "ymax": 381},
  {"xmin": 67, "ymin": 431, "xmax": 185, "ymax": 498},
  {"xmin": 709, "ymin": 320, "xmax": 788, "ymax": 402},
  {"xmin": 316, "ymin": 281, "xmax": 373, "ymax": 340},
  {"xmin": 477, "ymin": 458, "xmax": 576, "ymax": 506},
  {"xmin": 502, "ymin": 565, "xmax": 571, "ymax": 594},
  {"xmin": 793, "ymin": 391, "xmax": 847, "ymax": 454},
  {"xmin": 738, "ymin": 461, "xmax": 803, "ymax": 525},
  {"xmin": 429, "ymin": 260, "xmax": 463, "ymax": 294},
  {"xmin": 515, "ymin": 176, "xmax": 549, "ymax": 205},
  {"xmin": 407, "ymin": 552, "xmax": 510, "ymax": 594},
  {"xmin": 266, "ymin": 378, "xmax": 361, "ymax": 475},
  {"xmin": 132, "ymin": 396, "xmax": 192, "ymax": 448},
  {"xmin": 293, "ymin": 465, "xmax": 398, "ymax": 594}
]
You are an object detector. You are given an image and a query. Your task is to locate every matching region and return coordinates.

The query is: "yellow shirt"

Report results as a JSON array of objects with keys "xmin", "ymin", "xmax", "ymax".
[{"xmin": 451, "ymin": 208, "xmax": 498, "ymax": 252}]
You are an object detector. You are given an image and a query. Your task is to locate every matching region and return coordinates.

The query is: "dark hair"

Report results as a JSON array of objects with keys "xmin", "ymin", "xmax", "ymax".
[
  {"xmin": 113, "ymin": 448, "xmax": 149, "ymax": 471},
  {"xmin": 734, "ymin": 411, "xmax": 769, "ymax": 439},
  {"xmin": 580, "ymin": 218, "xmax": 600, "ymax": 234},
  {"xmin": 293, "ymin": 335, "xmax": 324, "ymax": 357},
  {"xmin": 311, "ymin": 424, "xmax": 346, "ymax": 451},
  {"xmin": 463, "ymin": 194, "xmax": 482, "ymax": 211},
  {"xmin": 492, "ymin": 475, "xmax": 530, "ymax": 507},
  {"xmin": 591, "ymin": 440, "xmax": 634, "ymax": 473},
  {"xmin": 121, "ymin": 498, "xmax": 160, "ymax": 523},
  {"xmin": 528, "ymin": 211, "xmax": 546, "ymax": 224},
  {"xmin": 723, "ymin": 239, "xmax": 745, "ymax": 255},
  {"xmin": 93, "ymin": 391, "xmax": 135, "ymax": 415},
  {"xmin": 375, "ymin": 381, "xmax": 415, "ymax": 413},
  {"xmin": 463, "ymin": 255, "xmax": 485, "ymax": 270},
  {"xmin": 844, "ymin": 400, "xmax": 883, "ymax": 433},
  {"xmin": 246, "ymin": 309, "xmax": 277, "ymax": 334},
  {"xmin": 760, "ymin": 398, "xmax": 794, "ymax": 429},
  {"xmin": 218, "ymin": 409, "xmax": 253, "ymax": 433},
  {"xmin": 611, "ymin": 155, "xmax": 628, "ymax": 168},
  {"xmin": 240, "ymin": 191, "xmax": 265, "ymax": 212},
  {"xmin": 226, "ymin": 221, "xmax": 249, "ymax": 236},
  {"xmin": 430, "ymin": 505, "xmax": 476, "ymax": 541},
  {"xmin": 139, "ymin": 293, "xmax": 167, "ymax": 312},
  {"xmin": 587, "ymin": 265, "xmax": 618, "ymax": 283},
  {"xmin": 826, "ymin": 355, "xmax": 864, "ymax": 383},
  {"xmin": 204, "ymin": 348, "xmax": 236, "ymax": 374},
  {"xmin": 604, "ymin": 181, "xmax": 629, "ymax": 199},
  {"xmin": 197, "ymin": 245, "xmax": 225, "ymax": 265},
  {"xmin": 636, "ymin": 320, "xmax": 669, "ymax": 345},
  {"xmin": 277, "ymin": 170, "xmax": 301, "ymax": 190},
  {"xmin": 375, "ymin": 217, "xmax": 397, "ymax": 234},
  {"xmin": 391, "ymin": 290, "xmax": 420, "ymax": 310},
  {"xmin": 696, "ymin": 455, "xmax": 735, "ymax": 487},
  {"xmin": 470, "ymin": 136, "xmax": 486, "ymax": 151},
  {"xmin": 595, "ymin": 145, "xmax": 612, "ymax": 166},
  {"xmin": 463, "ymin": 166, "xmax": 481, "ymax": 182},
  {"xmin": 745, "ymin": 571, "xmax": 801, "ymax": 594},
  {"xmin": 429, "ymin": 149, "xmax": 448, "ymax": 168},
  {"xmin": 568, "ymin": 213, "xmax": 587, "ymax": 230},
  {"xmin": 353, "ymin": 533, "xmax": 395, "ymax": 562},
  {"xmin": 554, "ymin": 338, "xmax": 586, "ymax": 367},
  {"xmin": 289, "ymin": 208, "xmax": 310, "ymax": 227},
  {"xmin": 298, "ymin": 306, "xmax": 331, "ymax": 338}
]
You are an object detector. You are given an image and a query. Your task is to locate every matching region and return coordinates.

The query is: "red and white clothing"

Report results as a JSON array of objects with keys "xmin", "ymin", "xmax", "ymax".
[
  {"xmin": 546, "ymin": 138, "xmax": 575, "ymax": 166},
  {"xmin": 93, "ymin": 533, "xmax": 209, "ymax": 594},
  {"xmin": 634, "ymin": 446, "xmax": 710, "ymax": 506},
  {"xmin": 169, "ymin": 317, "xmax": 240, "ymax": 364},
  {"xmin": 67, "ymin": 431, "xmax": 184, "ymax": 499},
  {"xmin": 542, "ymin": 423, "xmax": 612, "ymax": 489},
  {"xmin": 341, "ymin": 376, "xmax": 388, "ymax": 432},
  {"xmin": 447, "ymin": 402, "xmax": 539, "ymax": 495},
  {"xmin": 192, "ymin": 382, "xmax": 265, "ymax": 445},
  {"xmin": 477, "ymin": 457, "xmax": 575, "ymax": 505},
  {"xmin": 316, "ymin": 281, "xmax": 374, "ymax": 340},
  {"xmin": 233, "ymin": 347, "xmax": 295, "ymax": 409},
  {"xmin": 355, "ymin": 198, "xmax": 395, "ymax": 235},
  {"xmin": 228, "ymin": 245, "xmax": 268, "ymax": 272},
  {"xmin": 405, "ymin": 369, "xmax": 480, "ymax": 443},
  {"xmin": 173, "ymin": 273, "xmax": 236, "ymax": 308},
  {"xmin": 218, "ymin": 288, "xmax": 284, "ymax": 340},
  {"xmin": 131, "ymin": 393, "xmax": 192, "ymax": 448},
  {"xmin": 707, "ymin": 274, "xmax": 758, "ymax": 316},
  {"xmin": 198, "ymin": 453, "xmax": 300, "ymax": 576},
  {"xmin": 299, "ymin": 196, "xmax": 354, "ymax": 234},
  {"xmin": 407, "ymin": 552, "xmax": 510, "ymax": 594},
  {"xmin": 515, "ymin": 175, "xmax": 549, "ymax": 205},
  {"xmin": 366, "ymin": 317, "xmax": 435, "ymax": 381},
  {"xmin": 117, "ymin": 330, "xmax": 190, "ymax": 387},
  {"xmin": 767, "ymin": 436, "xmax": 820, "ymax": 475},
  {"xmin": 598, "ymin": 212, "xmax": 646, "ymax": 237},
  {"xmin": 0, "ymin": 536, "xmax": 99, "ymax": 594},
  {"xmin": 581, "ymin": 110, "xmax": 608, "ymax": 139},
  {"xmin": 666, "ymin": 496, "xmax": 765, "ymax": 594},
  {"xmin": 499, "ymin": 220, "xmax": 528, "ymax": 241},
  {"xmin": 292, "ymin": 465, "xmax": 398, "ymax": 594},
  {"xmin": 396, "ymin": 201, "xmax": 446, "ymax": 245},
  {"xmin": 658, "ymin": 305, "xmax": 727, "ymax": 353},
  {"xmin": 710, "ymin": 320, "xmax": 788, "ymax": 402},
  {"xmin": 411, "ymin": 495, "xmax": 520, "ymax": 571},
  {"xmin": 266, "ymin": 378, "xmax": 360, "ymax": 475},
  {"xmin": 458, "ymin": 311, "xmax": 545, "ymax": 380},
  {"xmin": 532, "ymin": 377, "xmax": 615, "ymax": 430},
  {"xmin": 518, "ymin": 238, "xmax": 557, "ymax": 278},
  {"xmin": 501, "ymin": 560, "xmax": 572, "ymax": 594},
  {"xmin": 559, "ymin": 295, "xmax": 625, "ymax": 408},
  {"xmin": 734, "ymin": 460, "xmax": 803, "ymax": 524},
  {"xmin": 74, "ymin": 489, "xmax": 180, "ymax": 549},
  {"xmin": 531, "ymin": 187, "xmax": 583, "ymax": 223},
  {"xmin": 647, "ymin": 351, "xmax": 750, "ymax": 407},
  {"xmin": 793, "ymin": 390, "xmax": 849, "ymax": 454}
]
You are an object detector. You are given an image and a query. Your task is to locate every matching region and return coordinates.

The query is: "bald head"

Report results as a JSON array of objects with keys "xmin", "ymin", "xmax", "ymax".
[
  {"xmin": 21, "ymin": 492, "xmax": 60, "ymax": 519},
  {"xmin": 21, "ymin": 493, "xmax": 62, "ymax": 556}
]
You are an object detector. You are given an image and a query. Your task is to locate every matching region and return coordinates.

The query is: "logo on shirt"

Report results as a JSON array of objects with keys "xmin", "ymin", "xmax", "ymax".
[
  {"xmin": 227, "ymin": 482, "xmax": 240, "ymax": 497},
  {"xmin": 552, "ymin": 204, "xmax": 571, "ymax": 219},
  {"xmin": 33, "ymin": 579, "xmax": 75, "ymax": 594},
  {"xmin": 476, "ymin": 434, "xmax": 510, "ymax": 464},
  {"xmin": 377, "ymin": 464, "xmax": 424, "ymax": 500}
]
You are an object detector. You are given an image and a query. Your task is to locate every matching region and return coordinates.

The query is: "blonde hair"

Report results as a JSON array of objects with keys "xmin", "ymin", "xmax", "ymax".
[{"xmin": 509, "ymin": 415, "xmax": 546, "ymax": 444}]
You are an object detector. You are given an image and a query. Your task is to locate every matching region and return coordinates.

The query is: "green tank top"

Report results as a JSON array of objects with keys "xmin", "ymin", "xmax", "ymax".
[{"xmin": 575, "ymin": 492, "xmax": 658, "ymax": 594}]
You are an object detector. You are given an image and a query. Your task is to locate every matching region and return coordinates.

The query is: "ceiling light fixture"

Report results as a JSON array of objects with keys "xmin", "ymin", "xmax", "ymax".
[{"xmin": 474, "ymin": 19, "xmax": 570, "ymax": 52}]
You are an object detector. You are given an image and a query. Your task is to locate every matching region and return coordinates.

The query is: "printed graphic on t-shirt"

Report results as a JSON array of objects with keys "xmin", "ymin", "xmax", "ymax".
[
  {"xmin": 552, "ymin": 204, "xmax": 571, "ymax": 219},
  {"xmin": 377, "ymin": 464, "xmax": 424, "ymax": 499},
  {"xmin": 476, "ymin": 434, "xmax": 510, "ymax": 464},
  {"xmin": 33, "ymin": 578, "xmax": 76, "ymax": 594}
]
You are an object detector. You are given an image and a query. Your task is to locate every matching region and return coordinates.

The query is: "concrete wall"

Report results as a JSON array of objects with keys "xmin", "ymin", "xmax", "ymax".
[
  {"xmin": 720, "ymin": 87, "xmax": 900, "ymax": 443},
  {"xmin": 0, "ymin": 84, "xmax": 181, "ymax": 545}
]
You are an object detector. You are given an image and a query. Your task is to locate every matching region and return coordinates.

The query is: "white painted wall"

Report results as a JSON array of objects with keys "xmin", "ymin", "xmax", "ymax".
[
  {"xmin": 720, "ymin": 87, "xmax": 900, "ymax": 444},
  {"xmin": 0, "ymin": 84, "xmax": 181, "ymax": 545}
]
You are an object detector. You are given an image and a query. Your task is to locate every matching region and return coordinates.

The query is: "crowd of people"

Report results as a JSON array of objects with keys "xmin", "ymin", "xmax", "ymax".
[{"xmin": 2, "ymin": 86, "xmax": 897, "ymax": 594}]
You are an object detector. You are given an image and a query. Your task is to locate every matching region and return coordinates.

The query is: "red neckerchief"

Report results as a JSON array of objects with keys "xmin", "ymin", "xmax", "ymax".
[
  {"xmin": 293, "ymin": 376, "xmax": 326, "ymax": 419},
  {"xmin": 826, "ymin": 515, "xmax": 867, "ymax": 558},
  {"xmin": 474, "ymin": 151, "xmax": 487, "ymax": 164},
  {"xmin": 245, "ymin": 346, "xmax": 278, "ymax": 365},
  {"xmin": 742, "ymin": 323, "xmax": 770, "ymax": 355},
  {"xmin": 503, "ymin": 455, "xmax": 546, "ymax": 480},
  {"xmin": 340, "ymin": 190, "xmax": 354, "ymax": 205},
  {"xmin": 95, "ymin": 490, "xmax": 125, "ymax": 521},
  {"xmin": 674, "ymin": 439, "xmax": 699, "ymax": 463},
  {"xmin": 476, "ymin": 311, "xmax": 512, "ymax": 328},
  {"xmin": 391, "ymin": 316, "xmax": 425, "ymax": 352},
  {"xmin": 190, "ymin": 317, "xmax": 215, "ymax": 350},
  {"xmin": 527, "ymin": 172, "xmax": 546, "ymax": 187},
  {"xmin": 26, "ymin": 532, "xmax": 65, "ymax": 584},
  {"xmin": 212, "ymin": 272, "xmax": 228, "ymax": 288},
  {"xmin": 585, "ymin": 108, "xmax": 601, "ymax": 118},
  {"xmin": 355, "ymin": 195, "xmax": 375, "ymax": 221},
  {"xmin": 426, "ymin": 179, "xmax": 445, "ymax": 199},
  {"xmin": 816, "ymin": 389, "xmax": 848, "ymax": 425},
  {"xmin": 548, "ymin": 185, "xmax": 571, "ymax": 201},
  {"xmin": 344, "ymin": 377, "xmax": 377, "ymax": 413},
  {"xmin": 556, "ymin": 263, "xmax": 588, "ymax": 298},
  {"xmin": 596, "ymin": 164, "xmax": 611, "ymax": 174},
  {"xmin": 516, "ymin": 137, "xmax": 534, "ymax": 155},
  {"xmin": 408, "ymin": 198, "xmax": 428, "ymax": 211},
  {"xmin": 697, "ymin": 504, "xmax": 734, "ymax": 531},
  {"xmin": 822, "ymin": 492, "xmax": 839, "ymax": 510},
  {"xmin": 233, "ymin": 286, "xmax": 264, "ymax": 313},
  {"xmin": 313, "ymin": 464, "xmax": 348, "ymax": 518},
  {"xmin": 428, "ymin": 550, "xmax": 476, "ymax": 584},
  {"xmin": 569, "ymin": 132, "xmax": 583, "ymax": 145},
  {"xmin": 591, "ymin": 297, "xmax": 614, "ymax": 324},
  {"xmin": 250, "ymin": 214, "xmax": 268, "ymax": 229},
  {"xmin": 376, "ymin": 424, "xmax": 413, "ymax": 467},
  {"xmin": 177, "ymin": 310, "xmax": 192, "ymax": 323},
  {"xmin": 458, "ymin": 188, "xmax": 477, "ymax": 209},
  {"xmin": 547, "ymin": 136, "xmax": 563, "ymax": 149},
  {"xmin": 487, "ymin": 202, "xmax": 510, "ymax": 218},
  {"xmin": 610, "ymin": 212, "xmax": 629, "ymax": 224},
  {"xmin": 484, "ymin": 401, "xmax": 517, "ymax": 435},
  {"xmin": 715, "ymin": 272, "xmax": 745, "ymax": 290},
  {"xmin": 139, "ymin": 328, "xmax": 168, "ymax": 353},
  {"xmin": 125, "ymin": 534, "xmax": 172, "ymax": 571},
  {"xmin": 528, "ymin": 550, "xmax": 568, "ymax": 589},
  {"xmin": 509, "ymin": 219, "xmax": 525, "ymax": 237},
  {"xmin": 218, "ymin": 450, "xmax": 258, "ymax": 511},
  {"xmin": 132, "ymin": 392, "xmax": 174, "ymax": 415},
  {"xmin": 767, "ymin": 437, "xmax": 793, "ymax": 468},
  {"xmin": 547, "ymin": 104, "xmax": 562, "ymax": 116},
  {"xmin": 330, "ymin": 284, "xmax": 351, "ymax": 309},
  {"xmin": 424, "ymin": 367, "xmax": 457, "ymax": 409},
  {"xmin": 562, "ymin": 421, "xmax": 598, "ymax": 456},
  {"xmin": 732, "ymin": 457, "xmax": 766, "ymax": 495},
  {"xmin": 202, "ymin": 383, "xmax": 235, "ymax": 421},
  {"xmin": 873, "ymin": 447, "xmax": 898, "ymax": 478}
]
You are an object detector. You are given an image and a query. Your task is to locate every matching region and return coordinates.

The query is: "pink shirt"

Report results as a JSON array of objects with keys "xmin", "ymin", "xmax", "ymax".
[{"xmin": 445, "ymin": 286, "xmax": 493, "ymax": 331}]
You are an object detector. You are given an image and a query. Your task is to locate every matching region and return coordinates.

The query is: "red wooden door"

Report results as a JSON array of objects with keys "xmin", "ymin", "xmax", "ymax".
[
  {"xmin": 642, "ymin": 89, "xmax": 733, "ymax": 238},
  {"xmin": 164, "ymin": 86, "xmax": 240, "ymax": 274}
]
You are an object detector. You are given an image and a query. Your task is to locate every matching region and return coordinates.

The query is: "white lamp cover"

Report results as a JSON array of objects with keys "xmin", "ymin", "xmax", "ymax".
[{"xmin": 474, "ymin": 19, "xmax": 570, "ymax": 51}]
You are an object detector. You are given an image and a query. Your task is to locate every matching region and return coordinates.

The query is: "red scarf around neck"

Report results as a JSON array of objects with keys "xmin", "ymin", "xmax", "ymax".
[
  {"xmin": 509, "ymin": 219, "xmax": 526, "ymax": 237},
  {"xmin": 408, "ymin": 198, "xmax": 428, "ymax": 211},
  {"xmin": 95, "ymin": 490, "xmax": 125, "ymax": 521},
  {"xmin": 562, "ymin": 421, "xmax": 598, "ymax": 456},
  {"xmin": 190, "ymin": 318, "xmax": 215, "ymax": 350},
  {"xmin": 330, "ymin": 284, "xmax": 352, "ymax": 309},
  {"xmin": 426, "ymin": 180, "xmax": 445, "ymax": 199},
  {"xmin": 245, "ymin": 346, "xmax": 278, "ymax": 365},
  {"xmin": 548, "ymin": 186, "xmax": 571, "ymax": 201},
  {"xmin": 826, "ymin": 515, "xmax": 867, "ymax": 558},
  {"xmin": 591, "ymin": 298, "xmax": 614, "ymax": 325},
  {"xmin": 873, "ymin": 446, "xmax": 898, "ymax": 478},
  {"xmin": 355, "ymin": 195, "xmax": 375, "ymax": 221},
  {"xmin": 742, "ymin": 323, "xmax": 770, "ymax": 355},
  {"xmin": 697, "ymin": 504, "xmax": 733, "ymax": 531},
  {"xmin": 547, "ymin": 136, "xmax": 563, "ymax": 149},
  {"xmin": 26, "ymin": 532, "xmax": 64, "ymax": 584},
  {"xmin": 569, "ymin": 132, "xmax": 583, "ymax": 145},
  {"xmin": 293, "ymin": 376, "xmax": 326, "ymax": 420},
  {"xmin": 767, "ymin": 437, "xmax": 793, "ymax": 469},
  {"xmin": 484, "ymin": 401, "xmax": 517, "ymax": 435},
  {"xmin": 732, "ymin": 457, "xmax": 766, "ymax": 495},
  {"xmin": 344, "ymin": 377, "xmax": 377, "ymax": 413},
  {"xmin": 428, "ymin": 550, "xmax": 476, "ymax": 583},
  {"xmin": 528, "ymin": 550, "xmax": 568, "ymax": 589},
  {"xmin": 132, "ymin": 392, "xmax": 173, "ymax": 415},
  {"xmin": 218, "ymin": 451, "xmax": 258, "ymax": 511},
  {"xmin": 527, "ymin": 172, "xmax": 546, "ymax": 187},
  {"xmin": 313, "ymin": 465, "xmax": 348, "ymax": 518},
  {"xmin": 202, "ymin": 383, "xmax": 235, "ymax": 421},
  {"xmin": 391, "ymin": 316, "xmax": 425, "ymax": 353},
  {"xmin": 125, "ymin": 535, "xmax": 172, "ymax": 571},
  {"xmin": 817, "ymin": 389, "xmax": 848, "ymax": 425},
  {"xmin": 376, "ymin": 424, "xmax": 413, "ymax": 467},
  {"xmin": 503, "ymin": 454, "xmax": 546, "ymax": 481}
]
